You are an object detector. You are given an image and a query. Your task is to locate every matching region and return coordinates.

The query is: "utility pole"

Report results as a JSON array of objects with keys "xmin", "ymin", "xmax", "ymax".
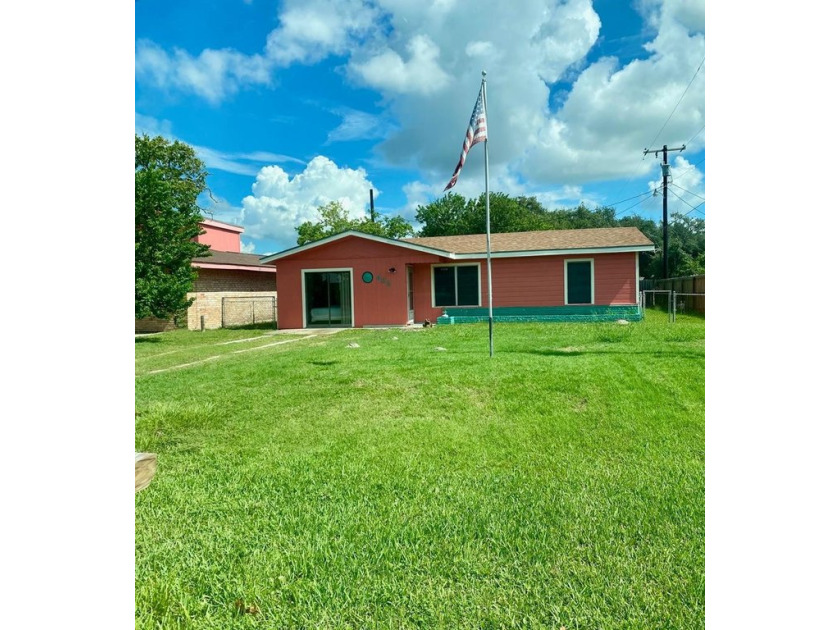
[
  {"xmin": 644, "ymin": 144, "xmax": 685, "ymax": 279},
  {"xmin": 369, "ymin": 188, "xmax": 375, "ymax": 223}
]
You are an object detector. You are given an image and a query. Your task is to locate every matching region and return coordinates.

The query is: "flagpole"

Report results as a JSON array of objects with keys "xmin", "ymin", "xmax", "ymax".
[{"xmin": 481, "ymin": 70, "xmax": 493, "ymax": 358}]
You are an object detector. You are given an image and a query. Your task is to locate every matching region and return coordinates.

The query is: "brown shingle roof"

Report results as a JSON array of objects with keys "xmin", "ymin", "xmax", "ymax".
[
  {"xmin": 193, "ymin": 250, "xmax": 275, "ymax": 268},
  {"xmin": 403, "ymin": 227, "xmax": 653, "ymax": 254}
]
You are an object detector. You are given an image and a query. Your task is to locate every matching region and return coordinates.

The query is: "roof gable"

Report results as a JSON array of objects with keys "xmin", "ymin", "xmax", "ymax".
[{"xmin": 260, "ymin": 231, "xmax": 453, "ymax": 264}]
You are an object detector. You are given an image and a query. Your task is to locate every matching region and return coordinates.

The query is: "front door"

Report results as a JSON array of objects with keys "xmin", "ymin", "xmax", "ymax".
[
  {"xmin": 304, "ymin": 270, "xmax": 352, "ymax": 327},
  {"xmin": 406, "ymin": 265, "xmax": 415, "ymax": 323},
  {"xmin": 566, "ymin": 260, "xmax": 593, "ymax": 304}
]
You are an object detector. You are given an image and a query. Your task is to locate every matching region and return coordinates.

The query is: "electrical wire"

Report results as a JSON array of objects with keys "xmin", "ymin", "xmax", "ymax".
[
  {"xmin": 616, "ymin": 191, "xmax": 660, "ymax": 216},
  {"xmin": 667, "ymin": 188, "xmax": 706, "ymax": 218},
  {"xmin": 601, "ymin": 189, "xmax": 654, "ymax": 209},
  {"xmin": 684, "ymin": 125, "xmax": 705, "ymax": 149},
  {"xmin": 669, "ymin": 183, "xmax": 705, "ymax": 202},
  {"xmin": 646, "ymin": 56, "xmax": 705, "ymax": 150}
]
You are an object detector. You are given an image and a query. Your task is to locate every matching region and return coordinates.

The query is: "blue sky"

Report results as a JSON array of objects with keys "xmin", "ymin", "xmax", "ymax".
[{"xmin": 135, "ymin": 0, "xmax": 705, "ymax": 255}]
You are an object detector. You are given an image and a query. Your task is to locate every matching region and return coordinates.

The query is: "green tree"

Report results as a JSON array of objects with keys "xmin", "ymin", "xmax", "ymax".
[
  {"xmin": 646, "ymin": 213, "xmax": 705, "ymax": 279},
  {"xmin": 296, "ymin": 201, "xmax": 415, "ymax": 245},
  {"xmin": 135, "ymin": 134, "xmax": 210, "ymax": 320},
  {"xmin": 415, "ymin": 192, "xmax": 557, "ymax": 236},
  {"xmin": 415, "ymin": 193, "xmax": 472, "ymax": 236},
  {"xmin": 414, "ymin": 191, "xmax": 704, "ymax": 279}
]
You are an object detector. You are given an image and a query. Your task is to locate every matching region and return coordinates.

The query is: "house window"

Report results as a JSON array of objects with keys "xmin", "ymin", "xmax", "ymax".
[
  {"xmin": 432, "ymin": 264, "xmax": 480, "ymax": 307},
  {"xmin": 565, "ymin": 259, "xmax": 594, "ymax": 305}
]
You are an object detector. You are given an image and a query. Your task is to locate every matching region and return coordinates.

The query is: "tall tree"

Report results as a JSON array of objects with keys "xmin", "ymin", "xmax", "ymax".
[
  {"xmin": 415, "ymin": 192, "xmax": 556, "ymax": 236},
  {"xmin": 296, "ymin": 201, "xmax": 415, "ymax": 245},
  {"xmin": 645, "ymin": 213, "xmax": 705, "ymax": 279},
  {"xmin": 135, "ymin": 134, "xmax": 210, "ymax": 320}
]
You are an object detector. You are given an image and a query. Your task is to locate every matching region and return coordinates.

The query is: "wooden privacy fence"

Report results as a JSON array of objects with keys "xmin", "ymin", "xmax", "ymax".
[{"xmin": 641, "ymin": 275, "xmax": 705, "ymax": 314}]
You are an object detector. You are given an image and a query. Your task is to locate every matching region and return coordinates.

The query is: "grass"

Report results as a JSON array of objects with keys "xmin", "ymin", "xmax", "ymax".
[{"xmin": 135, "ymin": 309, "xmax": 705, "ymax": 629}]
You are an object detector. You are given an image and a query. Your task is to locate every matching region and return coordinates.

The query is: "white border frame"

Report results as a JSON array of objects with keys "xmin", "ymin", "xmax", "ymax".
[
  {"xmin": 300, "ymin": 267, "xmax": 354, "ymax": 328},
  {"xmin": 564, "ymin": 258, "xmax": 595, "ymax": 305},
  {"xmin": 430, "ymin": 262, "xmax": 482, "ymax": 308}
]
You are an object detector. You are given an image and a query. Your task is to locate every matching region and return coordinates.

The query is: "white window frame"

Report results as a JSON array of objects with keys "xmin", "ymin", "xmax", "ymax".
[
  {"xmin": 564, "ymin": 258, "xmax": 595, "ymax": 305},
  {"xmin": 300, "ymin": 267, "xmax": 354, "ymax": 328},
  {"xmin": 431, "ymin": 262, "xmax": 482, "ymax": 308}
]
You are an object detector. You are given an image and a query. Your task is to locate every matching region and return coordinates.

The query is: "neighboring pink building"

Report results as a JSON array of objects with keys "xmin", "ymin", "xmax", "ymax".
[
  {"xmin": 260, "ymin": 227, "xmax": 655, "ymax": 329},
  {"xmin": 186, "ymin": 219, "xmax": 277, "ymax": 330},
  {"xmin": 196, "ymin": 218, "xmax": 244, "ymax": 252}
]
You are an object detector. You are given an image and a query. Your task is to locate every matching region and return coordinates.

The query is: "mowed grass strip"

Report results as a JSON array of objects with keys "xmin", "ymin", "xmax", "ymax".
[
  {"xmin": 135, "ymin": 310, "xmax": 704, "ymax": 629},
  {"xmin": 135, "ymin": 327, "xmax": 315, "ymax": 375}
]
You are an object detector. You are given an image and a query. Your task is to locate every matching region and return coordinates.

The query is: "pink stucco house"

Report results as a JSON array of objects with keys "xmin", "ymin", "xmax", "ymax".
[{"xmin": 259, "ymin": 227, "xmax": 655, "ymax": 329}]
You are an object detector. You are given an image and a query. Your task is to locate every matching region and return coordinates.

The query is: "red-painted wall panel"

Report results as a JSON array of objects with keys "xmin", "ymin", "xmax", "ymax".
[
  {"xmin": 273, "ymin": 236, "xmax": 447, "ymax": 328},
  {"xmin": 271, "ymin": 236, "xmax": 639, "ymax": 328}
]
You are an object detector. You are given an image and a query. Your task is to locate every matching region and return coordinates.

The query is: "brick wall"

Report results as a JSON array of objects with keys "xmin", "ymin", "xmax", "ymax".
[
  {"xmin": 186, "ymin": 291, "xmax": 277, "ymax": 330},
  {"xmin": 192, "ymin": 268, "xmax": 276, "ymax": 292}
]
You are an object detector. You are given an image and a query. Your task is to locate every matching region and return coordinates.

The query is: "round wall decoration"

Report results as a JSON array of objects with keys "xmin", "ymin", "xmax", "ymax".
[{"xmin": 362, "ymin": 271, "xmax": 374, "ymax": 283}]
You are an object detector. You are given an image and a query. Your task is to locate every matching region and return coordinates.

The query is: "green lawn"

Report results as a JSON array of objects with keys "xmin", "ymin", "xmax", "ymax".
[{"xmin": 135, "ymin": 310, "xmax": 705, "ymax": 629}]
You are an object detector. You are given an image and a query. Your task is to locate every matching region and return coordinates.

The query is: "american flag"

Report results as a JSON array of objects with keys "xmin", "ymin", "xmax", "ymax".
[{"xmin": 444, "ymin": 84, "xmax": 487, "ymax": 192}]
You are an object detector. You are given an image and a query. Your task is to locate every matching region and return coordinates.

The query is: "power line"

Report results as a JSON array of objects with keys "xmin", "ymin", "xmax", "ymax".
[
  {"xmin": 646, "ymin": 56, "xmax": 705, "ymax": 150},
  {"xmin": 670, "ymin": 183, "xmax": 705, "ymax": 203},
  {"xmin": 615, "ymin": 191, "xmax": 659, "ymax": 216},
  {"xmin": 667, "ymin": 187, "xmax": 698, "ymax": 210},
  {"xmin": 671, "ymin": 158, "xmax": 704, "ymax": 183},
  {"xmin": 602, "ymin": 189, "xmax": 654, "ymax": 210},
  {"xmin": 684, "ymin": 125, "xmax": 705, "ymax": 149}
]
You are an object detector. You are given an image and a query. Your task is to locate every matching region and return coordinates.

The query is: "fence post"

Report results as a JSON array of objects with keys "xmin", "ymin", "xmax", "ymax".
[{"xmin": 669, "ymin": 290, "xmax": 674, "ymax": 323}]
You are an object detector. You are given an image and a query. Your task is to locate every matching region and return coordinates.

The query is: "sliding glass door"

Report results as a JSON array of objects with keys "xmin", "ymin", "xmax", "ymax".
[{"xmin": 303, "ymin": 270, "xmax": 352, "ymax": 327}]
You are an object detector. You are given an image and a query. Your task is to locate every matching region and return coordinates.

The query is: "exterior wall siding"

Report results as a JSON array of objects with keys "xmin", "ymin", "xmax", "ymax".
[
  {"xmin": 590, "ymin": 252, "xmax": 637, "ymax": 305},
  {"xmin": 440, "ymin": 251, "xmax": 638, "ymax": 309},
  {"xmin": 273, "ymin": 236, "xmax": 447, "ymax": 328},
  {"xmin": 270, "ymin": 236, "xmax": 641, "ymax": 328}
]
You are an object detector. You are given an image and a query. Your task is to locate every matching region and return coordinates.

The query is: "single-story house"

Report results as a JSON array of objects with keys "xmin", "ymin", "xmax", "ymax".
[{"xmin": 259, "ymin": 227, "xmax": 655, "ymax": 329}]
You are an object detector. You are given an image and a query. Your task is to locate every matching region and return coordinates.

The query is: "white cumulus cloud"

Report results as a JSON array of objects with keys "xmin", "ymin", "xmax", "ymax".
[
  {"xmin": 265, "ymin": 0, "xmax": 381, "ymax": 66},
  {"xmin": 347, "ymin": 35, "xmax": 451, "ymax": 95},
  {"xmin": 241, "ymin": 156, "xmax": 378, "ymax": 250},
  {"xmin": 135, "ymin": 40, "xmax": 272, "ymax": 103}
]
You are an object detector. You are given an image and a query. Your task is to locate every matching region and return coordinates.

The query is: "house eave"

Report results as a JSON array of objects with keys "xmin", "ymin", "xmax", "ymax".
[
  {"xmin": 259, "ymin": 230, "xmax": 456, "ymax": 264},
  {"xmin": 449, "ymin": 244, "xmax": 656, "ymax": 259},
  {"xmin": 192, "ymin": 262, "xmax": 276, "ymax": 273}
]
